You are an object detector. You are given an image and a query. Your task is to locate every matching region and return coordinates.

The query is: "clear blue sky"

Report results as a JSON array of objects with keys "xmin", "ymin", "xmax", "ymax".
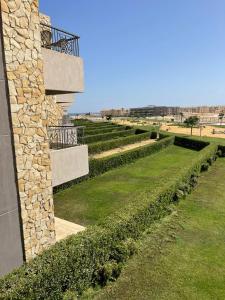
[{"xmin": 40, "ymin": 0, "xmax": 225, "ymax": 113}]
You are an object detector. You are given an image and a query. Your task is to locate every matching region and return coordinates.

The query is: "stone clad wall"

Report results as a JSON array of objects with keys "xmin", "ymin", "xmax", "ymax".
[
  {"xmin": 39, "ymin": 13, "xmax": 64, "ymax": 126},
  {"xmin": 44, "ymin": 95, "xmax": 63, "ymax": 126},
  {"xmin": 0, "ymin": 0, "xmax": 55, "ymax": 260},
  {"xmin": 39, "ymin": 12, "xmax": 51, "ymax": 25}
]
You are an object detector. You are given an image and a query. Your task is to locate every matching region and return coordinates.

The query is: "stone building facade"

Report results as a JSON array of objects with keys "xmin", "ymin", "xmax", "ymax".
[
  {"xmin": 0, "ymin": 0, "xmax": 87, "ymax": 276},
  {"xmin": 0, "ymin": 0, "xmax": 55, "ymax": 262}
]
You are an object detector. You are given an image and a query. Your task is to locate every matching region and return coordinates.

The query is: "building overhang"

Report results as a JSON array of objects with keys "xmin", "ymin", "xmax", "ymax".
[{"xmin": 42, "ymin": 48, "xmax": 84, "ymax": 94}]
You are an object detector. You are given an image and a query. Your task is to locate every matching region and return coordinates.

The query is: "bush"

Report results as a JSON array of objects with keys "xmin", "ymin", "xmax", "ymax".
[
  {"xmin": 63, "ymin": 291, "xmax": 78, "ymax": 300},
  {"xmin": 201, "ymin": 162, "xmax": 209, "ymax": 171},
  {"xmin": 83, "ymin": 129, "xmax": 136, "ymax": 144},
  {"xmin": 88, "ymin": 136, "xmax": 175, "ymax": 178},
  {"xmin": 88, "ymin": 131, "xmax": 151, "ymax": 155},
  {"xmin": 174, "ymin": 136, "xmax": 209, "ymax": 151},
  {"xmin": 0, "ymin": 143, "xmax": 218, "ymax": 299},
  {"xmin": 159, "ymin": 133, "xmax": 169, "ymax": 140},
  {"xmin": 218, "ymin": 145, "xmax": 225, "ymax": 157},
  {"xmin": 95, "ymin": 261, "xmax": 122, "ymax": 286},
  {"xmin": 150, "ymin": 131, "xmax": 157, "ymax": 139}
]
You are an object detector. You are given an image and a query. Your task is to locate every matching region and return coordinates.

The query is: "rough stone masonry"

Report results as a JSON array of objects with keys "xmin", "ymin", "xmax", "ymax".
[{"xmin": 0, "ymin": 0, "xmax": 56, "ymax": 260}]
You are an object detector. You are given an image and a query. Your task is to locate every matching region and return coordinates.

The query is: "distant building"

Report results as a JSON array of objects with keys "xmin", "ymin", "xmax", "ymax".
[
  {"xmin": 180, "ymin": 106, "xmax": 225, "ymax": 114},
  {"xmin": 129, "ymin": 106, "xmax": 180, "ymax": 117},
  {"xmin": 101, "ymin": 108, "xmax": 130, "ymax": 117}
]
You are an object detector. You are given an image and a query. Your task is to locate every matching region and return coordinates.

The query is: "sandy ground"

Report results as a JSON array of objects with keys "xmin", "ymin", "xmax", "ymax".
[
  {"xmin": 92, "ymin": 139, "xmax": 156, "ymax": 159},
  {"xmin": 112, "ymin": 118, "xmax": 225, "ymax": 139},
  {"xmin": 161, "ymin": 124, "xmax": 225, "ymax": 139},
  {"xmin": 113, "ymin": 119, "xmax": 151, "ymax": 127}
]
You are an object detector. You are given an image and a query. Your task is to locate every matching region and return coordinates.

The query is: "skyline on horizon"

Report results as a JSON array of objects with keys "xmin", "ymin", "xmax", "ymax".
[
  {"xmin": 40, "ymin": 0, "xmax": 225, "ymax": 113},
  {"xmin": 73, "ymin": 103, "xmax": 225, "ymax": 114}
]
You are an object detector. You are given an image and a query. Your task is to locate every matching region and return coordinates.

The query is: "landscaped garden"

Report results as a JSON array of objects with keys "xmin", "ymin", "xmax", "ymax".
[
  {"xmin": 74, "ymin": 119, "xmax": 157, "ymax": 155},
  {"xmin": 93, "ymin": 158, "xmax": 225, "ymax": 300},
  {"xmin": 1, "ymin": 119, "xmax": 224, "ymax": 300},
  {"xmin": 54, "ymin": 145, "xmax": 199, "ymax": 226}
]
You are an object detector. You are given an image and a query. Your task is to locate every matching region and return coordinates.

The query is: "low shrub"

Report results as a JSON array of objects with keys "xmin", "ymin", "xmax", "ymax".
[
  {"xmin": 83, "ymin": 129, "xmax": 136, "ymax": 144},
  {"xmin": 218, "ymin": 145, "xmax": 225, "ymax": 157},
  {"xmin": 85, "ymin": 126, "xmax": 128, "ymax": 136},
  {"xmin": 159, "ymin": 132, "xmax": 169, "ymax": 140},
  {"xmin": 73, "ymin": 121, "xmax": 113, "ymax": 128},
  {"xmin": 84, "ymin": 124, "xmax": 123, "ymax": 131},
  {"xmin": 95, "ymin": 261, "xmax": 122, "ymax": 286},
  {"xmin": 150, "ymin": 131, "xmax": 157, "ymax": 139},
  {"xmin": 0, "ymin": 143, "xmax": 218, "ymax": 299},
  {"xmin": 63, "ymin": 291, "xmax": 78, "ymax": 300},
  {"xmin": 89, "ymin": 136, "xmax": 175, "ymax": 178},
  {"xmin": 88, "ymin": 131, "xmax": 151, "ymax": 155},
  {"xmin": 135, "ymin": 128, "xmax": 148, "ymax": 134},
  {"xmin": 201, "ymin": 162, "xmax": 209, "ymax": 171},
  {"xmin": 174, "ymin": 136, "xmax": 209, "ymax": 151}
]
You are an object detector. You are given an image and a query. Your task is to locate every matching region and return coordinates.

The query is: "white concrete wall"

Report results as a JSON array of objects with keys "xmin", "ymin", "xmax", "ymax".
[
  {"xmin": 42, "ymin": 48, "xmax": 84, "ymax": 93},
  {"xmin": 51, "ymin": 145, "xmax": 89, "ymax": 187},
  {"xmin": 55, "ymin": 94, "xmax": 76, "ymax": 114},
  {"xmin": 55, "ymin": 93, "xmax": 75, "ymax": 103}
]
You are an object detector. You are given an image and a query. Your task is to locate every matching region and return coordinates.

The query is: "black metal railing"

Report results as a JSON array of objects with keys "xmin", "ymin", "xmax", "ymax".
[
  {"xmin": 40, "ymin": 23, "xmax": 80, "ymax": 57},
  {"xmin": 48, "ymin": 126, "xmax": 85, "ymax": 150}
]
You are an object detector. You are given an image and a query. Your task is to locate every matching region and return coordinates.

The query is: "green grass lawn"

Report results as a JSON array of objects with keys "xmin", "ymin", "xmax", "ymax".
[
  {"xmin": 94, "ymin": 158, "xmax": 225, "ymax": 300},
  {"xmin": 54, "ymin": 145, "xmax": 198, "ymax": 226}
]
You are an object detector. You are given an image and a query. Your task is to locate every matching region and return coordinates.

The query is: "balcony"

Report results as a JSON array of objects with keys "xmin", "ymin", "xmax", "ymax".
[
  {"xmin": 48, "ymin": 126, "xmax": 89, "ymax": 187},
  {"xmin": 41, "ymin": 23, "xmax": 84, "ymax": 95}
]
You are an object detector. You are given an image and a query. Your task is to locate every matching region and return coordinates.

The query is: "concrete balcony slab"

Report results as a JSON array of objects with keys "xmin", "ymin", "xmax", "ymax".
[
  {"xmin": 50, "ymin": 144, "xmax": 89, "ymax": 187},
  {"xmin": 42, "ymin": 48, "xmax": 84, "ymax": 94}
]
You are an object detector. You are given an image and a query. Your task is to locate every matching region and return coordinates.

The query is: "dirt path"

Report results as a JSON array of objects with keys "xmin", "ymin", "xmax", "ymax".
[{"xmin": 91, "ymin": 139, "xmax": 156, "ymax": 159}]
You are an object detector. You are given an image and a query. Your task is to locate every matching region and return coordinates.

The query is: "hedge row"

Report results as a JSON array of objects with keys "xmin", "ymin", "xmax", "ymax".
[
  {"xmin": 83, "ymin": 128, "xmax": 136, "ymax": 144},
  {"xmin": 84, "ymin": 124, "xmax": 122, "ymax": 130},
  {"xmin": 174, "ymin": 136, "xmax": 209, "ymax": 151},
  {"xmin": 54, "ymin": 133, "xmax": 168, "ymax": 192},
  {"xmin": 0, "ymin": 143, "xmax": 218, "ymax": 299},
  {"xmin": 84, "ymin": 124, "xmax": 122, "ymax": 131},
  {"xmin": 88, "ymin": 131, "xmax": 152, "ymax": 155},
  {"xmin": 73, "ymin": 121, "xmax": 112, "ymax": 128},
  {"xmin": 88, "ymin": 136, "xmax": 175, "ymax": 177},
  {"xmin": 85, "ymin": 126, "xmax": 128, "ymax": 136}
]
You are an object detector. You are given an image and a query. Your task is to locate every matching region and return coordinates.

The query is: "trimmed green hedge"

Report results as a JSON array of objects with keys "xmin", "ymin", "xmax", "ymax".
[
  {"xmin": 0, "ymin": 143, "xmax": 218, "ymax": 299},
  {"xmin": 88, "ymin": 136, "xmax": 175, "ymax": 177},
  {"xmin": 88, "ymin": 131, "xmax": 151, "ymax": 155},
  {"xmin": 54, "ymin": 133, "xmax": 168, "ymax": 192},
  {"xmin": 84, "ymin": 124, "xmax": 123, "ymax": 130},
  {"xmin": 218, "ymin": 145, "xmax": 225, "ymax": 157},
  {"xmin": 73, "ymin": 121, "xmax": 113, "ymax": 128},
  {"xmin": 174, "ymin": 136, "xmax": 209, "ymax": 151},
  {"xmin": 85, "ymin": 126, "xmax": 128, "ymax": 136},
  {"xmin": 84, "ymin": 129, "xmax": 136, "ymax": 144}
]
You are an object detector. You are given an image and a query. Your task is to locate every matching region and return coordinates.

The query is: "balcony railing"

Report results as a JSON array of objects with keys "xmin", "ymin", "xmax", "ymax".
[
  {"xmin": 40, "ymin": 23, "xmax": 80, "ymax": 57},
  {"xmin": 48, "ymin": 126, "xmax": 85, "ymax": 150}
]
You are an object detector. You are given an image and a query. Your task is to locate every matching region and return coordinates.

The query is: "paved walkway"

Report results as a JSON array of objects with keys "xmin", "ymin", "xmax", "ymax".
[
  {"xmin": 92, "ymin": 139, "xmax": 156, "ymax": 159},
  {"xmin": 55, "ymin": 217, "xmax": 85, "ymax": 241}
]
